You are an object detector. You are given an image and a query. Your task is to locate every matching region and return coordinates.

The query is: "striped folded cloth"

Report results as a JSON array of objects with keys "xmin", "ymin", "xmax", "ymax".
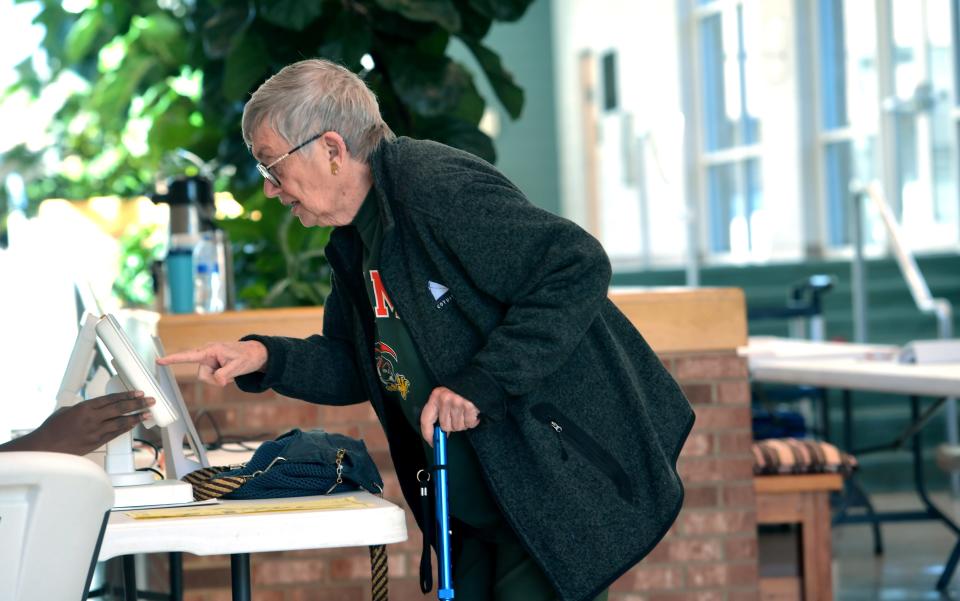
[{"xmin": 752, "ymin": 438, "xmax": 858, "ymax": 476}]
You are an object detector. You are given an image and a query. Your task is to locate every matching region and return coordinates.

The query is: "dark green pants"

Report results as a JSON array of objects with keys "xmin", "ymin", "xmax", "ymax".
[{"xmin": 452, "ymin": 529, "xmax": 609, "ymax": 601}]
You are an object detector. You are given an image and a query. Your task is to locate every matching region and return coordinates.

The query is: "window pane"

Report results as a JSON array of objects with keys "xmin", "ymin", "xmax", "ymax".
[
  {"xmin": 824, "ymin": 137, "xmax": 879, "ymax": 247},
  {"xmin": 818, "ymin": 0, "xmax": 878, "ymax": 131},
  {"xmin": 927, "ymin": 0, "xmax": 953, "ymax": 93},
  {"xmin": 745, "ymin": 158, "xmax": 764, "ymax": 251},
  {"xmin": 932, "ymin": 102, "xmax": 957, "ymax": 224},
  {"xmin": 924, "ymin": 0, "xmax": 956, "ymax": 229},
  {"xmin": 740, "ymin": 2, "xmax": 761, "ymax": 145},
  {"xmin": 892, "ymin": 0, "xmax": 923, "ymax": 99},
  {"xmin": 895, "ymin": 112, "xmax": 919, "ymax": 194},
  {"xmin": 707, "ymin": 163, "xmax": 735, "ymax": 252},
  {"xmin": 707, "ymin": 159, "xmax": 763, "ymax": 254},
  {"xmin": 818, "ymin": 0, "xmax": 847, "ymax": 128},
  {"xmin": 699, "ymin": 3, "xmax": 761, "ymax": 151},
  {"xmin": 928, "ymin": 0, "xmax": 956, "ymax": 229},
  {"xmin": 891, "ymin": 0, "xmax": 959, "ymax": 246},
  {"xmin": 824, "ymin": 140, "xmax": 853, "ymax": 245},
  {"xmin": 701, "ymin": 12, "xmax": 734, "ymax": 150}
]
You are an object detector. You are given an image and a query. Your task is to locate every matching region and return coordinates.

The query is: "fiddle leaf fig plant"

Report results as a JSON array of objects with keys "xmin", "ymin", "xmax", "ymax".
[{"xmin": 5, "ymin": 0, "xmax": 534, "ymax": 307}]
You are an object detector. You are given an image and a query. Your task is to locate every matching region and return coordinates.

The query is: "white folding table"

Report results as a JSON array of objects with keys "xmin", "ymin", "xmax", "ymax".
[
  {"xmin": 99, "ymin": 491, "xmax": 407, "ymax": 601},
  {"xmin": 741, "ymin": 337, "xmax": 960, "ymax": 590}
]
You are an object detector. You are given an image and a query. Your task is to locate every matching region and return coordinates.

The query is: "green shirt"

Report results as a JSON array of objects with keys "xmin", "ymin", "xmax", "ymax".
[{"xmin": 352, "ymin": 192, "xmax": 502, "ymax": 529}]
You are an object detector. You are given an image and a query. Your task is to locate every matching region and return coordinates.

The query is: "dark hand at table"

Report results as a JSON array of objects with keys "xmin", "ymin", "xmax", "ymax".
[{"xmin": 1, "ymin": 391, "xmax": 155, "ymax": 455}]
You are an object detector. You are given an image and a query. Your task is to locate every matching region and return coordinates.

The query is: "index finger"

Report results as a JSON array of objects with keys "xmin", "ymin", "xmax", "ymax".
[{"xmin": 156, "ymin": 349, "xmax": 210, "ymax": 365}]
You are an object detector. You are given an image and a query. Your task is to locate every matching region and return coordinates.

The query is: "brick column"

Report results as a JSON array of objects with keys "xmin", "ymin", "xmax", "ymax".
[{"xmin": 607, "ymin": 350, "xmax": 758, "ymax": 601}]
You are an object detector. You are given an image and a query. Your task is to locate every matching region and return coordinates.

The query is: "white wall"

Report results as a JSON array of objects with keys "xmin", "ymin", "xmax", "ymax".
[{"xmin": 553, "ymin": 0, "xmax": 690, "ymax": 266}]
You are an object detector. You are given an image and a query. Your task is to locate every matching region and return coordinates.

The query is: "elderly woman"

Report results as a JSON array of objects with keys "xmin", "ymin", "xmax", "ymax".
[{"xmin": 161, "ymin": 59, "xmax": 692, "ymax": 601}]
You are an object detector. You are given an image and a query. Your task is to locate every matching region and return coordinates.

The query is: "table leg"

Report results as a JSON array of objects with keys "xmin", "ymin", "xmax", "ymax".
[
  {"xmin": 169, "ymin": 552, "xmax": 183, "ymax": 601},
  {"xmin": 842, "ymin": 390, "xmax": 853, "ymax": 451},
  {"xmin": 832, "ymin": 477, "xmax": 884, "ymax": 555},
  {"xmin": 819, "ymin": 387, "xmax": 830, "ymax": 442},
  {"xmin": 903, "ymin": 396, "xmax": 960, "ymax": 593},
  {"xmin": 938, "ymin": 540, "xmax": 960, "ymax": 590},
  {"xmin": 910, "ymin": 397, "xmax": 960, "ymax": 536},
  {"xmin": 122, "ymin": 555, "xmax": 137, "ymax": 601},
  {"xmin": 802, "ymin": 489, "xmax": 835, "ymax": 601},
  {"xmin": 833, "ymin": 388, "xmax": 885, "ymax": 553},
  {"xmin": 231, "ymin": 554, "xmax": 251, "ymax": 601}
]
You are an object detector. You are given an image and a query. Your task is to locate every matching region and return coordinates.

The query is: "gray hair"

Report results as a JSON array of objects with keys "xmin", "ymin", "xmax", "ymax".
[{"xmin": 241, "ymin": 59, "xmax": 395, "ymax": 162}]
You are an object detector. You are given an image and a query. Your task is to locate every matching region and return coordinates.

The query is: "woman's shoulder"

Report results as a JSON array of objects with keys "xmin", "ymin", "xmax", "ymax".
[
  {"xmin": 378, "ymin": 137, "xmax": 512, "ymax": 208},
  {"xmin": 387, "ymin": 137, "xmax": 495, "ymax": 174}
]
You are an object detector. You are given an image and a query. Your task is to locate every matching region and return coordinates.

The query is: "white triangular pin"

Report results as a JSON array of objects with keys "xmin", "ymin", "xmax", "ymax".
[{"xmin": 428, "ymin": 281, "xmax": 449, "ymax": 301}]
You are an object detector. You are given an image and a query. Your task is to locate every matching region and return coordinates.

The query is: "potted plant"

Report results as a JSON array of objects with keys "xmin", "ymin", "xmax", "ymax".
[{"xmin": 6, "ymin": 0, "xmax": 533, "ymax": 308}]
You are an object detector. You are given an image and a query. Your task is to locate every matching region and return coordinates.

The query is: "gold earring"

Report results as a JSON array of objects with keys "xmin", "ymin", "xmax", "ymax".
[{"xmin": 330, "ymin": 162, "xmax": 339, "ymax": 175}]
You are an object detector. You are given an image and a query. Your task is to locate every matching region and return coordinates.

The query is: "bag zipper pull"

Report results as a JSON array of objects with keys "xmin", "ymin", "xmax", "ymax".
[
  {"xmin": 550, "ymin": 420, "xmax": 569, "ymax": 461},
  {"xmin": 334, "ymin": 448, "xmax": 346, "ymax": 485},
  {"xmin": 326, "ymin": 448, "xmax": 347, "ymax": 494}
]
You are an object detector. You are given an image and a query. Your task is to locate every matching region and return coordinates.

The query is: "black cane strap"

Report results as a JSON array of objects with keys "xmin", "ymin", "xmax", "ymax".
[{"xmin": 418, "ymin": 470, "xmax": 433, "ymax": 594}]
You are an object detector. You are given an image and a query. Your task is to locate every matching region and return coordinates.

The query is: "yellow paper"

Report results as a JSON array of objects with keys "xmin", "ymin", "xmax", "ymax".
[{"xmin": 127, "ymin": 496, "xmax": 373, "ymax": 520}]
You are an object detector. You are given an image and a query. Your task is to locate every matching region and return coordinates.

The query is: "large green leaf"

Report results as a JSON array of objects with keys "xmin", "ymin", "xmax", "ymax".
[
  {"xmin": 8, "ymin": 58, "xmax": 43, "ymax": 96},
  {"xmin": 256, "ymin": 0, "xmax": 324, "ymax": 31},
  {"xmin": 452, "ymin": 0, "xmax": 491, "ymax": 39},
  {"xmin": 148, "ymin": 97, "xmax": 203, "ymax": 151},
  {"xmin": 32, "ymin": 3, "xmax": 72, "ymax": 70},
  {"xmin": 317, "ymin": 10, "xmax": 371, "ymax": 69},
  {"xmin": 135, "ymin": 13, "xmax": 186, "ymax": 67},
  {"xmin": 367, "ymin": 6, "xmax": 437, "ymax": 41},
  {"xmin": 415, "ymin": 28, "xmax": 450, "ymax": 57},
  {"xmin": 64, "ymin": 10, "xmax": 103, "ymax": 63},
  {"xmin": 223, "ymin": 31, "xmax": 269, "ymax": 101},
  {"xmin": 461, "ymin": 39, "xmax": 523, "ymax": 118},
  {"xmin": 387, "ymin": 52, "xmax": 470, "ymax": 117},
  {"xmin": 451, "ymin": 71, "xmax": 485, "ymax": 124},
  {"xmin": 89, "ymin": 54, "xmax": 154, "ymax": 129},
  {"xmin": 373, "ymin": 0, "xmax": 461, "ymax": 32},
  {"xmin": 420, "ymin": 115, "xmax": 495, "ymax": 163},
  {"xmin": 466, "ymin": 0, "xmax": 533, "ymax": 22},
  {"xmin": 202, "ymin": 1, "xmax": 254, "ymax": 59}
]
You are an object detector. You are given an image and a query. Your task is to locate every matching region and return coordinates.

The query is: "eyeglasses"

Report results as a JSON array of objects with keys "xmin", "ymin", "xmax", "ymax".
[{"xmin": 256, "ymin": 132, "xmax": 324, "ymax": 188}]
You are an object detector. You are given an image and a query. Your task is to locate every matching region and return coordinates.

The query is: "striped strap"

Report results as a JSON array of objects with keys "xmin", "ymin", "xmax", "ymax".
[
  {"xmin": 182, "ymin": 465, "xmax": 247, "ymax": 501},
  {"xmin": 369, "ymin": 544, "xmax": 389, "ymax": 601}
]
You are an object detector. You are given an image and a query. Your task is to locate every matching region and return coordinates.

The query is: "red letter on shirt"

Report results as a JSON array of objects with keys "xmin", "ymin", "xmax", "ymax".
[{"xmin": 369, "ymin": 270, "xmax": 398, "ymax": 318}]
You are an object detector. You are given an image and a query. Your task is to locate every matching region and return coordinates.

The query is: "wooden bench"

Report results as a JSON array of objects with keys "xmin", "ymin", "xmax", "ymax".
[{"xmin": 755, "ymin": 473, "xmax": 843, "ymax": 601}]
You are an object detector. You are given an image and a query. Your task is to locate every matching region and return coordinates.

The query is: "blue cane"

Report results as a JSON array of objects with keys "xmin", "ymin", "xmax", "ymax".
[{"xmin": 434, "ymin": 425, "xmax": 454, "ymax": 599}]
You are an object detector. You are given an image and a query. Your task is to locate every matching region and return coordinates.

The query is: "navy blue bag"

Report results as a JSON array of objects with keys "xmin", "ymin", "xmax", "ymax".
[{"xmin": 183, "ymin": 428, "xmax": 384, "ymax": 501}]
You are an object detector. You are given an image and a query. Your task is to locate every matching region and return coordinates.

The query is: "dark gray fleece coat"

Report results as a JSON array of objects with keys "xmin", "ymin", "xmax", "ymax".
[{"xmin": 237, "ymin": 137, "xmax": 694, "ymax": 601}]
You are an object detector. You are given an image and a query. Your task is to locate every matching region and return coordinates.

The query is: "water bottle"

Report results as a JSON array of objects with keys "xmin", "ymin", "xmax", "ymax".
[
  {"xmin": 166, "ymin": 233, "xmax": 198, "ymax": 314},
  {"xmin": 193, "ymin": 231, "xmax": 226, "ymax": 313}
]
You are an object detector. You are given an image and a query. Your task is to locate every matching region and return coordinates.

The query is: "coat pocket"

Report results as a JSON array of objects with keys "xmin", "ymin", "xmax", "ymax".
[{"xmin": 530, "ymin": 403, "xmax": 636, "ymax": 503}]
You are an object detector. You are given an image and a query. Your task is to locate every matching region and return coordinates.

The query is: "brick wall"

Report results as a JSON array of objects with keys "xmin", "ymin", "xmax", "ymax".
[
  {"xmin": 149, "ymin": 349, "xmax": 757, "ymax": 601},
  {"xmin": 619, "ymin": 350, "xmax": 759, "ymax": 601}
]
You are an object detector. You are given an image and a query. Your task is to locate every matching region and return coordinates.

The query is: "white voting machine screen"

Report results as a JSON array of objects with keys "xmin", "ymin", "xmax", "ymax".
[{"xmin": 58, "ymin": 312, "xmax": 208, "ymax": 506}]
